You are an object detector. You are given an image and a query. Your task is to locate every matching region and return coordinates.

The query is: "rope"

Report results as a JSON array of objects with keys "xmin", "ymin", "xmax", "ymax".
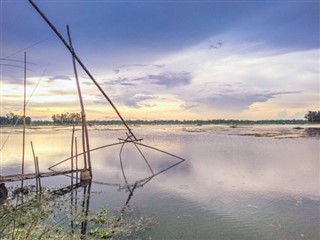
[{"xmin": 4, "ymin": 32, "xmax": 66, "ymax": 59}]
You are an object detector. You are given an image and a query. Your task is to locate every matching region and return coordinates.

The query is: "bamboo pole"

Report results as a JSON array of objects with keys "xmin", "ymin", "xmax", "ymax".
[
  {"xmin": 21, "ymin": 52, "xmax": 27, "ymax": 190},
  {"xmin": 83, "ymin": 120, "xmax": 91, "ymax": 174},
  {"xmin": 35, "ymin": 157, "xmax": 41, "ymax": 192},
  {"xmin": 66, "ymin": 25, "xmax": 92, "ymax": 176},
  {"xmin": 75, "ymin": 137, "xmax": 79, "ymax": 183},
  {"xmin": 28, "ymin": 0, "xmax": 137, "ymax": 141},
  {"xmin": 30, "ymin": 141, "xmax": 38, "ymax": 190},
  {"xmin": 71, "ymin": 125, "xmax": 75, "ymax": 186},
  {"xmin": 81, "ymin": 121, "xmax": 87, "ymax": 169},
  {"xmin": 75, "ymin": 137, "xmax": 79, "ymax": 227}
]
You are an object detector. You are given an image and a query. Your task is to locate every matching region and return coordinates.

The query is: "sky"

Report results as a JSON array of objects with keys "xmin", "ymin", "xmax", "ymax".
[{"xmin": 0, "ymin": 0, "xmax": 319, "ymax": 120}]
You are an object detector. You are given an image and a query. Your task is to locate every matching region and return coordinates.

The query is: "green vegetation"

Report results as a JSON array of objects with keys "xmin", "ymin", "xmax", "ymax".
[
  {"xmin": 0, "ymin": 186, "xmax": 154, "ymax": 239},
  {"xmin": 304, "ymin": 111, "xmax": 320, "ymax": 123}
]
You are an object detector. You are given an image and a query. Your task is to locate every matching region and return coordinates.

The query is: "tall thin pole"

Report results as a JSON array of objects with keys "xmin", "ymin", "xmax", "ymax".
[
  {"xmin": 21, "ymin": 52, "xmax": 26, "ymax": 189},
  {"xmin": 28, "ymin": 0, "xmax": 137, "ymax": 141},
  {"xmin": 71, "ymin": 125, "xmax": 75, "ymax": 186},
  {"xmin": 66, "ymin": 25, "xmax": 92, "ymax": 176}
]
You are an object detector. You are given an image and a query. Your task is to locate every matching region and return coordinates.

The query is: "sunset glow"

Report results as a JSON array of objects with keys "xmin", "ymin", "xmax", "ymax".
[{"xmin": 1, "ymin": 1, "xmax": 319, "ymax": 120}]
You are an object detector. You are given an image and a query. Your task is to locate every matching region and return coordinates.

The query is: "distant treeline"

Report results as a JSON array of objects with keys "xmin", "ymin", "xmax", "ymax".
[
  {"xmin": 31, "ymin": 119, "xmax": 310, "ymax": 126},
  {"xmin": 1, "ymin": 110, "xmax": 319, "ymax": 126},
  {"xmin": 0, "ymin": 112, "xmax": 31, "ymax": 125}
]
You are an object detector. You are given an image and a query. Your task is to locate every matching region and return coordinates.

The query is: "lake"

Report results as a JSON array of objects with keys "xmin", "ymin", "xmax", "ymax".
[{"xmin": 0, "ymin": 124, "xmax": 319, "ymax": 239}]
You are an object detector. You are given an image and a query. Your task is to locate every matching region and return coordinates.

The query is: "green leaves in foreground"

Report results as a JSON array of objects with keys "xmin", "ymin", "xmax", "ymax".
[{"xmin": 0, "ymin": 187, "xmax": 155, "ymax": 239}]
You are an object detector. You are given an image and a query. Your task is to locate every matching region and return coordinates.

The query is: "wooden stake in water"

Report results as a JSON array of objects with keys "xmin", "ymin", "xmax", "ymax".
[
  {"xmin": 75, "ymin": 137, "xmax": 79, "ymax": 183},
  {"xmin": 21, "ymin": 52, "xmax": 27, "ymax": 189},
  {"xmin": 71, "ymin": 125, "xmax": 75, "ymax": 187},
  {"xmin": 35, "ymin": 157, "xmax": 41, "ymax": 192},
  {"xmin": 31, "ymin": 141, "xmax": 41, "ymax": 192},
  {"xmin": 30, "ymin": 141, "xmax": 38, "ymax": 190}
]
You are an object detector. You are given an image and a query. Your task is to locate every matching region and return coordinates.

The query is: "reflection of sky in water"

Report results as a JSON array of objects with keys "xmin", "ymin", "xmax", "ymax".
[{"xmin": 1, "ymin": 125, "xmax": 319, "ymax": 239}]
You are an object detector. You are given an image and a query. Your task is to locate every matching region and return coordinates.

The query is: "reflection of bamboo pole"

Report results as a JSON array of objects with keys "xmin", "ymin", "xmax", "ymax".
[
  {"xmin": 70, "ymin": 192, "xmax": 74, "ymax": 233},
  {"xmin": 21, "ymin": 52, "xmax": 26, "ymax": 189},
  {"xmin": 81, "ymin": 181, "xmax": 91, "ymax": 235},
  {"xmin": 66, "ymin": 25, "xmax": 91, "ymax": 176}
]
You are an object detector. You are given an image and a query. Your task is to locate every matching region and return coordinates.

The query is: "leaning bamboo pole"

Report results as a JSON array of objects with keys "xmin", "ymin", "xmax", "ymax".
[
  {"xmin": 66, "ymin": 25, "xmax": 92, "ymax": 176},
  {"xmin": 28, "ymin": 0, "xmax": 137, "ymax": 141}
]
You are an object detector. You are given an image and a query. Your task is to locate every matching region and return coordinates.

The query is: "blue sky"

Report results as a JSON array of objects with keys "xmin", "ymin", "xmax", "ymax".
[{"xmin": 1, "ymin": 0, "xmax": 319, "ymax": 120}]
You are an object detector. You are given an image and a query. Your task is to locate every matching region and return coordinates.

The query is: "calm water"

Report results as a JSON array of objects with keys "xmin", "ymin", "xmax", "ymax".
[{"xmin": 1, "ymin": 125, "xmax": 319, "ymax": 239}]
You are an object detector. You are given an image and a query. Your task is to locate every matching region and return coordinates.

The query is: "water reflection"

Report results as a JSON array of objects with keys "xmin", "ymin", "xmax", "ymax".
[
  {"xmin": 65, "ymin": 174, "xmax": 164, "ymax": 238},
  {"xmin": 18, "ymin": 154, "xmax": 181, "ymax": 239},
  {"xmin": 1, "ymin": 126, "xmax": 319, "ymax": 239}
]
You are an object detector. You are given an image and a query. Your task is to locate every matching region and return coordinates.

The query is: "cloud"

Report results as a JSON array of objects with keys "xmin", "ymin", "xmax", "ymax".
[
  {"xmin": 180, "ymin": 104, "xmax": 199, "ymax": 111},
  {"xmin": 122, "ymin": 93, "xmax": 158, "ymax": 108},
  {"xmin": 102, "ymin": 77, "xmax": 136, "ymax": 86},
  {"xmin": 199, "ymin": 91, "xmax": 301, "ymax": 111},
  {"xmin": 113, "ymin": 63, "xmax": 166, "ymax": 74},
  {"xmin": 141, "ymin": 72, "xmax": 192, "ymax": 87},
  {"xmin": 49, "ymin": 75, "xmax": 72, "ymax": 81},
  {"xmin": 139, "ymin": 103, "xmax": 158, "ymax": 108}
]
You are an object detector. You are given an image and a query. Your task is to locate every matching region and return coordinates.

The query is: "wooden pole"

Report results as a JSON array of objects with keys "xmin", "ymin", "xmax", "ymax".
[
  {"xmin": 21, "ymin": 52, "xmax": 26, "ymax": 189},
  {"xmin": 35, "ymin": 157, "xmax": 41, "ymax": 192},
  {"xmin": 66, "ymin": 25, "xmax": 92, "ymax": 176},
  {"xmin": 81, "ymin": 121, "xmax": 87, "ymax": 169},
  {"xmin": 71, "ymin": 125, "xmax": 75, "ymax": 186},
  {"xmin": 75, "ymin": 137, "xmax": 78, "ymax": 224},
  {"xmin": 30, "ymin": 141, "xmax": 38, "ymax": 191},
  {"xmin": 28, "ymin": 0, "xmax": 137, "ymax": 141},
  {"xmin": 75, "ymin": 137, "xmax": 79, "ymax": 183}
]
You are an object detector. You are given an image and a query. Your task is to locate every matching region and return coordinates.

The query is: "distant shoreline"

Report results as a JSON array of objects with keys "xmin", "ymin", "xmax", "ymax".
[
  {"xmin": 1, "ymin": 123, "xmax": 319, "ymax": 139},
  {"xmin": 1, "ymin": 119, "xmax": 319, "ymax": 127}
]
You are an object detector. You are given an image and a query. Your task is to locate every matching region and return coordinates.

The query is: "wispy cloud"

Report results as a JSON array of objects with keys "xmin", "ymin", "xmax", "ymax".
[
  {"xmin": 114, "ymin": 63, "xmax": 165, "ymax": 74},
  {"xmin": 102, "ymin": 77, "xmax": 136, "ymax": 86},
  {"xmin": 199, "ymin": 91, "xmax": 301, "ymax": 111},
  {"xmin": 49, "ymin": 75, "xmax": 72, "ymax": 81},
  {"xmin": 180, "ymin": 104, "xmax": 199, "ymax": 111}
]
